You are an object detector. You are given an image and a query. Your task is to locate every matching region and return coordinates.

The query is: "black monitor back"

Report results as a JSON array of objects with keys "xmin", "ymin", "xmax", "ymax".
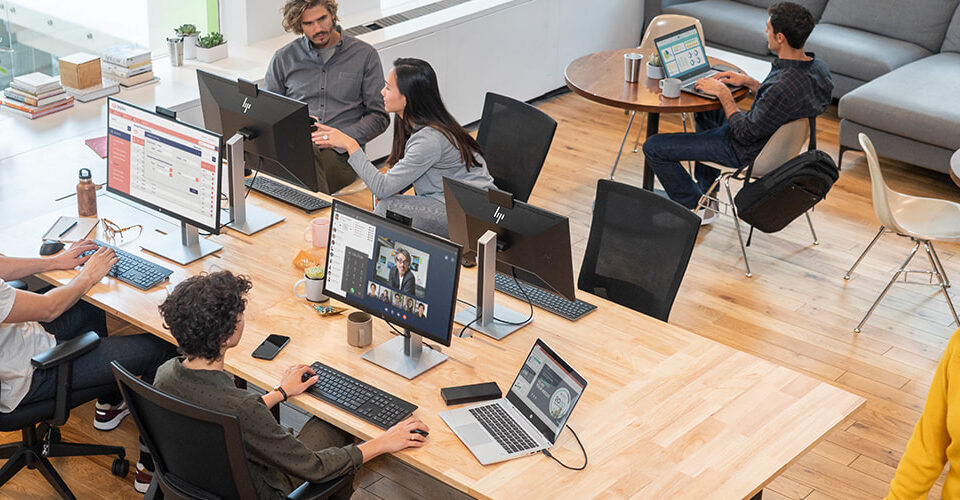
[
  {"xmin": 196, "ymin": 69, "xmax": 318, "ymax": 191},
  {"xmin": 443, "ymin": 177, "xmax": 575, "ymax": 300}
]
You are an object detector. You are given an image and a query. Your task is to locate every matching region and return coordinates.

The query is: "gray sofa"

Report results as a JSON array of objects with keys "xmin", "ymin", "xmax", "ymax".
[{"xmin": 661, "ymin": 0, "xmax": 960, "ymax": 174}]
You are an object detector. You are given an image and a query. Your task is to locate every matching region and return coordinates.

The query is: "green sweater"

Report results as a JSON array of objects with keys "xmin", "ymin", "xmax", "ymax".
[{"xmin": 153, "ymin": 358, "xmax": 363, "ymax": 498}]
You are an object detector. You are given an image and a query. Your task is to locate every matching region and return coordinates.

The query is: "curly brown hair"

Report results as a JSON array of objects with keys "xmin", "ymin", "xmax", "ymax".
[
  {"xmin": 158, "ymin": 271, "xmax": 252, "ymax": 361},
  {"xmin": 281, "ymin": 0, "xmax": 339, "ymax": 35}
]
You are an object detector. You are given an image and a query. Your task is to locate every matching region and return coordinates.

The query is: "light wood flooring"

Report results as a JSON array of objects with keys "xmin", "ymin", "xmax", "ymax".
[{"xmin": 3, "ymin": 90, "xmax": 960, "ymax": 499}]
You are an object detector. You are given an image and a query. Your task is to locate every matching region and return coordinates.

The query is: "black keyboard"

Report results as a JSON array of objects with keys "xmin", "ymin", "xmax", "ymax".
[
  {"xmin": 469, "ymin": 403, "xmax": 538, "ymax": 454},
  {"xmin": 307, "ymin": 362, "xmax": 417, "ymax": 429},
  {"xmin": 81, "ymin": 240, "xmax": 173, "ymax": 290},
  {"xmin": 494, "ymin": 273, "xmax": 596, "ymax": 321},
  {"xmin": 245, "ymin": 175, "xmax": 332, "ymax": 213}
]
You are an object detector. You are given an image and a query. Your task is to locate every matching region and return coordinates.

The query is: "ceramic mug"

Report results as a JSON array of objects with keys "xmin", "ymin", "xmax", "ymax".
[
  {"xmin": 294, "ymin": 276, "xmax": 328, "ymax": 303},
  {"xmin": 659, "ymin": 78, "xmax": 682, "ymax": 98},
  {"xmin": 347, "ymin": 311, "xmax": 373, "ymax": 347},
  {"xmin": 303, "ymin": 217, "xmax": 330, "ymax": 248}
]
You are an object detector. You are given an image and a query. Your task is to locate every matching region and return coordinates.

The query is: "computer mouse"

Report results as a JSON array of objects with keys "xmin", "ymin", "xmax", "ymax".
[
  {"xmin": 410, "ymin": 429, "xmax": 429, "ymax": 437},
  {"xmin": 39, "ymin": 240, "xmax": 65, "ymax": 256}
]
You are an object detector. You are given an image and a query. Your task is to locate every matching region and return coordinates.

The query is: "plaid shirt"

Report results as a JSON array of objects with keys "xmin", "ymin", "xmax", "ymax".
[{"xmin": 726, "ymin": 53, "xmax": 833, "ymax": 163}]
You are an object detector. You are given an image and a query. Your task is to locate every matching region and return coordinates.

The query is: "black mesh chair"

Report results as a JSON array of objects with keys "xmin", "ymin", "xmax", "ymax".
[
  {"xmin": 110, "ymin": 362, "xmax": 350, "ymax": 500},
  {"xmin": 0, "ymin": 332, "xmax": 128, "ymax": 499},
  {"xmin": 578, "ymin": 179, "xmax": 700, "ymax": 322},
  {"xmin": 475, "ymin": 92, "xmax": 557, "ymax": 203}
]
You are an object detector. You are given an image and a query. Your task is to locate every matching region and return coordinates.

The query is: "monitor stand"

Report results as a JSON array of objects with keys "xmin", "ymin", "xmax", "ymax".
[
  {"xmin": 142, "ymin": 221, "xmax": 222, "ymax": 265},
  {"xmin": 224, "ymin": 133, "xmax": 285, "ymax": 235},
  {"xmin": 454, "ymin": 230, "xmax": 531, "ymax": 340},
  {"xmin": 362, "ymin": 329, "xmax": 448, "ymax": 379}
]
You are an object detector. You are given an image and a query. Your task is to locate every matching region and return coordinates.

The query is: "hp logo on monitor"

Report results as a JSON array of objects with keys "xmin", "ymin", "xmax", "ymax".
[
  {"xmin": 493, "ymin": 207, "xmax": 505, "ymax": 224},
  {"xmin": 241, "ymin": 97, "xmax": 252, "ymax": 114}
]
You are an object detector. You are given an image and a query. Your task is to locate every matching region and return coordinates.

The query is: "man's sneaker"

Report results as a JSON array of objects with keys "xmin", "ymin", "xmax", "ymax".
[
  {"xmin": 133, "ymin": 461, "xmax": 154, "ymax": 494},
  {"xmin": 696, "ymin": 199, "xmax": 719, "ymax": 226},
  {"xmin": 94, "ymin": 401, "xmax": 130, "ymax": 431}
]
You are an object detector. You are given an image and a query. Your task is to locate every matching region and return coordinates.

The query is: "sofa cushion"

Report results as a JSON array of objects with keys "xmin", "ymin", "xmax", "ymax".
[
  {"xmin": 663, "ymin": 0, "xmax": 771, "ymax": 56},
  {"xmin": 838, "ymin": 53, "xmax": 960, "ymax": 150},
  {"xmin": 944, "ymin": 4, "xmax": 960, "ymax": 52},
  {"xmin": 820, "ymin": 0, "xmax": 959, "ymax": 53},
  {"xmin": 736, "ymin": 0, "xmax": 828, "ymax": 19},
  {"xmin": 805, "ymin": 23, "xmax": 931, "ymax": 81}
]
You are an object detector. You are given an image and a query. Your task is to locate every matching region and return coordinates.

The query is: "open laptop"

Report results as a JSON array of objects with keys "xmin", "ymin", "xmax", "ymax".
[
  {"xmin": 654, "ymin": 25, "xmax": 745, "ymax": 99},
  {"xmin": 440, "ymin": 339, "xmax": 587, "ymax": 465}
]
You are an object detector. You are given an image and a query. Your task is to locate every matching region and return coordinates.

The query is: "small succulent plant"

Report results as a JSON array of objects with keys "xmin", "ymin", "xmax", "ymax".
[
  {"xmin": 305, "ymin": 266, "xmax": 325, "ymax": 280},
  {"xmin": 198, "ymin": 32, "xmax": 225, "ymax": 48},
  {"xmin": 176, "ymin": 24, "xmax": 199, "ymax": 35},
  {"xmin": 649, "ymin": 53, "xmax": 661, "ymax": 67}
]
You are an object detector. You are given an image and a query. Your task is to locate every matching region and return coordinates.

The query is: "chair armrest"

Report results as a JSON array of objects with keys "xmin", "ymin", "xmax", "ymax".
[
  {"xmin": 31, "ymin": 331, "xmax": 100, "ymax": 369},
  {"xmin": 288, "ymin": 475, "xmax": 352, "ymax": 500}
]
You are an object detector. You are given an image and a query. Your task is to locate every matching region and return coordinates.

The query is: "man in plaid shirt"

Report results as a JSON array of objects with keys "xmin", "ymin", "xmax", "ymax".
[{"xmin": 643, "ymin": 2, "xmax": 833, "ymax": 224}]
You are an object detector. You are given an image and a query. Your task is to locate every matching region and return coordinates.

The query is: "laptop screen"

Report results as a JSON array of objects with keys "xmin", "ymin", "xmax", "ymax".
[
  {"xmin": 506, "ymin": 339, "xmax": 587, "ymax": 444},
  {"xmin": 654, "ymin": 25, "xmax": 710, "ymax": 81}
]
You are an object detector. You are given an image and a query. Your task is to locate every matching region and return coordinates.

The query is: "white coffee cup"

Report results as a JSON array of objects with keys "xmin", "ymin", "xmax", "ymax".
[
  {"xmin": 659, "ymin": 78, "xmax": 682, "ymax": 98},
  {"xmin": 294, "ymin": 276, "xmax": 329, "ymax": 303},
  {"xmin": 303, "ymin": 217, "xmax": 330, "ymax": 248}
]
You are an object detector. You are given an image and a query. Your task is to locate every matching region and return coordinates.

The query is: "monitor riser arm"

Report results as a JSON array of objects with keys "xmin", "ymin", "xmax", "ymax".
[
  {"xmin": 224, "ymin": 133, "xmax": 285, "ymax": 235},
  {"xmin": 455, "ymin": 230, "xmax": 531, "ymax": 340},
  {"xmin": 362, "ymin": 329, "xmax": 448, "ymax": 379},
  {"xmin": 142, "ymin": 221, "xmax": 222, "ymax": 265}
]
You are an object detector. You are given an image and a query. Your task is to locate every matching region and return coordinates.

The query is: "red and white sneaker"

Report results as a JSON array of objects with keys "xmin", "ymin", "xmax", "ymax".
[
  {"xmin": 94, "ymin": 401, "xmax": 130, "ymax": 431},
  {"xmin": 133, "ymin": 461, "xmax": 154, "ymax": 493}
]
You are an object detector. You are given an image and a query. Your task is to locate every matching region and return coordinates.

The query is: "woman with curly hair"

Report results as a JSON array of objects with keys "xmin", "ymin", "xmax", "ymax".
[{"xmin": 152, "ymin": 271, "xmax": 429, "ymax": 499}]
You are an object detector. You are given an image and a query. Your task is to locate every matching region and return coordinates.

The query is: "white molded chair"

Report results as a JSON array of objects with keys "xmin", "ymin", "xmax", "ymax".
[
  {"xmin": 843, "ymin": 133, "xmax": 960, "ymax": 333},
  {"xmin": 697, "ymin": 118, "xmax": 819, "ymax": 277},
  {"xmin": 611, "ymin": 15, "xmax": 705, "ymax": 179}
]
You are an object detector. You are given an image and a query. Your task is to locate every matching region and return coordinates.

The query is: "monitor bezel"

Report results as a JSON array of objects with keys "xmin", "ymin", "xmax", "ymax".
[
  {"xmin": 105, "ymin": 97, "xmax": 223, "ymax": 235},
  {"xmin": 322, "ymin": 200, "xmax": 463, "ymax": 347},
  {"xmin": 653, "ymin": 24, "xmax": 711, "ymax": 81}
]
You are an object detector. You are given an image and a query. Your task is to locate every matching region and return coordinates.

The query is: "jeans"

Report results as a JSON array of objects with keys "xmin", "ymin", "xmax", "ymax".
[
  {"xmin": 20, "ymin": 298, "xmax": 175, "ymax": 407},
  {"xmin": 374, "ymin": 195, "xmax": 449, "ymax": 238},
  {"xmin": 642, "ymin": 109, "xmax": 742, "ymax": 209}
]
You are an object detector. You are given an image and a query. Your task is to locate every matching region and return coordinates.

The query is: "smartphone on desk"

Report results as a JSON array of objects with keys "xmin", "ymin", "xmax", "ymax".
[{"xmin": 252, "ymin": 334, "xmax": 290, "ymax": 360}]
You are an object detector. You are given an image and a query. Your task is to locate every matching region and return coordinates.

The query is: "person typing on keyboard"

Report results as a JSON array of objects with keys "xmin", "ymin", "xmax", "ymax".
[{"xmin": 154, "ymin": 271, "xmax": 429, "ymax": 499}]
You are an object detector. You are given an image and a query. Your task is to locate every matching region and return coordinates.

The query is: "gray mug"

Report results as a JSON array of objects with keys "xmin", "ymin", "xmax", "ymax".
[{"xmin": 347, "ymin": 311, "xmax": 373, "ymax": 347}]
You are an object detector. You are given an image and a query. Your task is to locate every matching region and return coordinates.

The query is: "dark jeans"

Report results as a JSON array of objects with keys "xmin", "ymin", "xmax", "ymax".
[
  {"xmin": 20, "ymin": 298, "xmax": 175, "ymax": 407},
  {"xmin": 313, "ymin": 147, "xmax": 357, "ymax": 195},
  {"xmin": 642, "ymin": 109, "xmax": 742, "ymax": 209}
]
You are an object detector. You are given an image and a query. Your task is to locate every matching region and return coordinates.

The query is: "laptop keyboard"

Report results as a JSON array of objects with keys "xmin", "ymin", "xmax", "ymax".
[{"xmin": 469, "ymin": 404, "xmax": 538, "ymax": 454}]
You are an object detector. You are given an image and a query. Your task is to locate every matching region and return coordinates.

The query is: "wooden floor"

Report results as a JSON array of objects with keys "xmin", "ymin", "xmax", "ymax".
[{"xmin": 3, "ymin": 90, "xmax": 960, "ymax": 499}]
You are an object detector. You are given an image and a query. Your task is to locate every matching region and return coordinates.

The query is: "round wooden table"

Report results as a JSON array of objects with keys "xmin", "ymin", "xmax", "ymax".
[
  {"xmin": 951, "ymin": 149, "xmax": 960, "ymax": 188},
  {"xmin": 564, "ymin": 48, "xmax": 750, "ymax": 190}
]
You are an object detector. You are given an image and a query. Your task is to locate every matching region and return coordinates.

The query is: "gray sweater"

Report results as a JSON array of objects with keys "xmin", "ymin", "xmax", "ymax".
[{"xmin": 347, "ymin": 125, "xmax": 496, "ymax": 201}]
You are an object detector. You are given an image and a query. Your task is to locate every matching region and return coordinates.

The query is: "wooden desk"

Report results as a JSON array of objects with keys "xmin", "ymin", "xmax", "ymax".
[
  {"xmin": 0, "ymin": 189, "xmax": 864, "ymax": 499},
  {"xmin": 564, "ymin": 48, "xmax": 749, "ymax": 189}
]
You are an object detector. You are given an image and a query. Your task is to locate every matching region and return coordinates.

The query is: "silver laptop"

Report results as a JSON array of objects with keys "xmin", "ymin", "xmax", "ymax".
[
  {"xmin": 440, "ymin": 339, "xmax": 587, "ymax": 465},
  {"xmin": 654, "ymin": 25, "xmax": 744, "ymax": 99}
]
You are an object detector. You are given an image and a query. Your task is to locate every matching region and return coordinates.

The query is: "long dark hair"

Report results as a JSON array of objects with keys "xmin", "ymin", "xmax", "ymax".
[{"xmin": 387, "ymin": 58, "xmax": 483, "ymax": 169}]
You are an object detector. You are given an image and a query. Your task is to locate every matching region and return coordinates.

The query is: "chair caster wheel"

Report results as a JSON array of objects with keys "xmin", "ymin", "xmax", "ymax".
[
  {"xmin": 112, "ymin": 458, "xmax": 129, "ymax": 477},
  {"xmin": 49, "ymin": 428, "xmax": 61, "ymax": 442}
]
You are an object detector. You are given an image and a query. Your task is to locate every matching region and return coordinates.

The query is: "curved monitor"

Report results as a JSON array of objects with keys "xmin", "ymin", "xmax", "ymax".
[{"xmin": 323, "ymin": 200, "xmax": 462, "ymax": 347}]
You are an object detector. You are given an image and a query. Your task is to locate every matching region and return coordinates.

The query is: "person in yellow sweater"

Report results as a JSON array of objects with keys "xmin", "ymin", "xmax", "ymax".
[{"xmin": 887, "ymin": 328, "xmax": 960, "ymax": 499}]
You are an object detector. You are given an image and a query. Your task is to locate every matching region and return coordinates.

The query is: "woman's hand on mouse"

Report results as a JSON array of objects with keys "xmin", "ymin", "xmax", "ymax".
[
  {"xmin": 358, "ymin": 417, "xmax": 430, "ymax": 461},
  {"xmin": 51, "ymin": 240, "xmax": 98, "ymax": 270}
]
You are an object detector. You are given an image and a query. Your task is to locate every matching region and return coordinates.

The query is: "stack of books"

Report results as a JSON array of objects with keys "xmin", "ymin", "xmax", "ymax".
[
  {"xmin": 64, "ymin": 78, "xmax": 120, "ymax": 103},
  {"xmin": 101, "ymin": 45, "xmax": 158, "ymax": 88},
  {"xmin": 2, "ymin": 72, "xmax": 75, "ymax": 119}
]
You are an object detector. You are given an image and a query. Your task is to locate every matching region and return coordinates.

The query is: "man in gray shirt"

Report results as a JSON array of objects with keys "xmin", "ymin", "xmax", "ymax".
[{"xmin": 265, "ymin": 0, "xmax": 389, "ymax": 193}]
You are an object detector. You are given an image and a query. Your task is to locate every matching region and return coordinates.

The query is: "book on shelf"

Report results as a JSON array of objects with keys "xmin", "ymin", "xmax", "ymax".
[
  {"xmin": 63, "ymin": 78, "xmax": 120, "ymax": 102},
  {"xmin": 2, "ymin": 99, "xmax": 74, "ymax": 119},
  {"xmin": 100, "ymin": 45, "xmax": 151, "ymax": 67},
  {"xmin": 102, "ymin": 61, "xmax": 153, "ymax": 78},
  {"xmin": 3, "ymin": 87, "xmax": 68, "ymax": 107},
  {"xmin": 10, "ymin": 72, "xmax": 62, "ymax": 95},
  {"xmin": 3, "ymin": 95, "xmax": 74, "ymax": 114},
  {"xmin": 117, "ymin": 72, "xmax": 158, "ymax": 88}
]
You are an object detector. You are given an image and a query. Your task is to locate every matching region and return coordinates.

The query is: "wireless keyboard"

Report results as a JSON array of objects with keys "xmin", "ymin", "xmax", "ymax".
[
  {"xmin": 494, "ymin": 273, "xmax": 596, "ymax": 321},
  {"xmin": 245, "ymin": 175, "xmax": 331, "ymax": 213},
  {"xmin": 81, "ymin": 240, "xmax": 173, "ymax": 290},
  {"xmin": 307, "ymin": 361, "xmax": 417, "ymax": 429}
]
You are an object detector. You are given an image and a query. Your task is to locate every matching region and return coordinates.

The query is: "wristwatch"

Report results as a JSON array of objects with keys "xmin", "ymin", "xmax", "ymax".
[{"xmin": 273, "ymin": 385, "xmax": 288, "ymax": 402}]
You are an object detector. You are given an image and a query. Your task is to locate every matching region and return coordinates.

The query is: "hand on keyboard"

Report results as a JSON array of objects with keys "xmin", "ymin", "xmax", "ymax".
[
  {"xmin": 695, "ymin": 77, "xmax": 728, "ymax": 97},
  {"xmin": 78, "ymin": 246, "xmax": 118, "ymax": 284},
  {"xmin": 277, "ymin": 363, "xmax": 319, "ymax": 397},
  {"xmin": 52, "ymin": 239, "xmax": 99, "ymax": 270}
]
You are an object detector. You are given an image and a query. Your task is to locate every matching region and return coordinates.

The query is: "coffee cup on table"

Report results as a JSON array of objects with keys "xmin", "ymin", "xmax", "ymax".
[
  {"xmin": 659, "ymin": 78, "xmax": 682, "ymax": 98},
  {"xmin": 294, "ymin": 275, "xmax": 328, "ymax": 303},
  {"xmin": 347, "ymin": 311, "xmax": 373, "ymax": 347},
  {"xmin": 303, "ymin": 217, "xmax": 330, "ymax": 248}
]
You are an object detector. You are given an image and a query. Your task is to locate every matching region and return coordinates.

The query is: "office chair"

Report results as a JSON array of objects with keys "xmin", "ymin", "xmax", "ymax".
[
  {"xmin": 696, "ymin": 117, "xmax": 819, "ymax": 277},
  {"xmin": 475, "ymin": 92, "xmax": 557, "ymax": 203},
  {"xmin": 578, "ymin": 179, "xmax": 700, "ymax": 322},
  {"xmin": 110, "ymin": 362, "xmax": 351, "ymax": 500},
  {"xmin": 843, "ymin": 133, "xmax": 960, "ymax": 333},
  {"xmin": 0, "ymin": 332, "xmax": 128, "ymax": 499}
]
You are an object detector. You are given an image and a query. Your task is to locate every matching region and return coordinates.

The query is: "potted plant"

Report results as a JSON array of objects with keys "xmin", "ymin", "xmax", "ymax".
[
  {"xmin": 293, "ymin": 265, "xmax": 329, "ymax": 303},
  {"xmin": 196, "ymin": 32, "xmax": 227, "ymax": 63},
  {"xmin": 175, "ymin": 24, "xmax": 201, "ymax": 60},
  {"xmin": 647, "ymin": 53, "xmax": 664, "ymax": 80}
]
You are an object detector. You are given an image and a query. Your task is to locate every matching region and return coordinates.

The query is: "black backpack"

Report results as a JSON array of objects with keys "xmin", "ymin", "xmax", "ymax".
[{"xmin": 733, "ymin": 120, "xmax": 839, "ymax": 234}]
